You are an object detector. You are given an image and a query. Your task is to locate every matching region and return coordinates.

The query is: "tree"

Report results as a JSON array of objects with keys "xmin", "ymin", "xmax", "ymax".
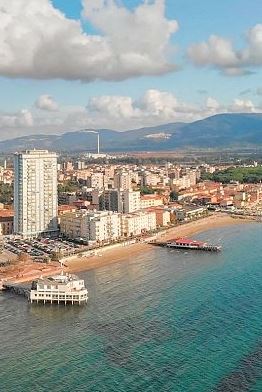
[
  {"xmin": 170, "ymin": 190, "xmax": 179, "ymax": 201},
  {"xmin": 140, "ymin": 186, "xmax": 155, "ymax": 195},
  {"xmin": 0, "ymin": 183, "xmax": 13, "ymax": 204},
  {"xmin": 58, "ymin": 180, "xmax": 79, "ymax": 193},
  {"xmin": 201, "ymin": 166, "xmax": 262, "ymax": 184}
]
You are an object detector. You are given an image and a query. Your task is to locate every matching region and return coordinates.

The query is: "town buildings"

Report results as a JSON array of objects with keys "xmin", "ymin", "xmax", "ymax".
[
  {"xmin": 99, "ymin": 189, "xmax": 122, "ymax": 212},
  {"xmin": 60, "ymin": 210, "xmax": 122, "ymax": 243},
  {"xmin": 114, "ymin": 171, "xmax": 131, "ymax": 190},
  {"xmin": 140, "ymin": 194, "xmax": 164, "ymax": 209},
  {"xmin": 121, "ymin": 210, "xmax": 157, "ymax": 237},
  {"xmin": 1, "ymin": 153, "xmax": 260, "ymax": 245},
  {"xmin": 60, "ymin": 208, "xmax": 158, "ymax": 243},
  {"xmin": 0, "ymin": 209, "xmax": 14, "ymax": 235},
  {"xmin": 14, "ymin": 150, "xmax": 58, "ymax": 238},
  {"xmin": 98, "ymin": 189, "xmax": 141, "ymax": 213},
  {"xmin": 122, "ymin": 190, "xmax": 141, "ymax": 213}
]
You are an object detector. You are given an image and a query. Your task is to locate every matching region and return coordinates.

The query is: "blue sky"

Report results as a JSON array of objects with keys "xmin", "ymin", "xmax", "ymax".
[{"xmin": 0, "ymin": 0, "xmax": 261, "ymax": 138}]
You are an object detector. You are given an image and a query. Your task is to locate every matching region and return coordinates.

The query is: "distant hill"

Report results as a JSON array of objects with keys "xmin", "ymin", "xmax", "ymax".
[
  {"xmin": 170, "ymin": 113, "xmax": 262, "ymax": 148},
  {"xmin": 0, "ymin": 113, "xmax": 261, "ymax": 152}
]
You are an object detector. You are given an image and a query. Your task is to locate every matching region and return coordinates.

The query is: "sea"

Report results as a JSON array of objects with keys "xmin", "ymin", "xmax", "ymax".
[{"xmin": 1, "ymin": 223, "xmax": 262, "ymax": 392}]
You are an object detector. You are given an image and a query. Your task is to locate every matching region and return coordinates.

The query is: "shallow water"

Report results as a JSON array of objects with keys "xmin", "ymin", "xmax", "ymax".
[{"xmin": 1, "ymin": 223, "xmax": 262, "ymax": 391}]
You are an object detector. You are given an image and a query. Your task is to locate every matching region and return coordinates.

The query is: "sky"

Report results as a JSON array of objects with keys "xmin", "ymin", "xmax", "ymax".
[{"xmin": 0, "ymin": 0, "xmax": 261, "ymax": 140}]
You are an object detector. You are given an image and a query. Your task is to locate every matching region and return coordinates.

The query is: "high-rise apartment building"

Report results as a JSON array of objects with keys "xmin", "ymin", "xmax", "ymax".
[
  {"xmin": 114, "ymin": 171, "xmax": 131, "ymax": 190},
  {"xmin": 99, "ymin": 189, "xmax": 122, "ymax": 212},
  {"xmin": 86, "ymin": 172, "xmax": 107, "ymax": 189},
  {"xmin": 14, "ymin": 150, "xmax": 58, "ymax": 238},
  {"xmin": 98, "ymin": 189, "xmax": 141, "ymax": 213},
  {"xmin": 122, "ymin": 190, "xmax": 141, "ymax": 213}
]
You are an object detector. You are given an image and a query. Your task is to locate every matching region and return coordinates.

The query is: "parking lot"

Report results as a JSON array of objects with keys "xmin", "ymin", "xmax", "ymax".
[{"xmin": 4, "ymin": 237, "xmax": 83, "ymax": 262}]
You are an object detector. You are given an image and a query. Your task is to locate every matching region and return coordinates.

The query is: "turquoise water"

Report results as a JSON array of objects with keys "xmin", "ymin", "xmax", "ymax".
[{"xmin": 1, "ymin": 224, "xmax": 262, "ymax": 391}]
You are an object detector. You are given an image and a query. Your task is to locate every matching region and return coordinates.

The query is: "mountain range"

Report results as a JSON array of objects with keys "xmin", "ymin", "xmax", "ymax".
[{"xmin": 0, "ymin": 113, "xmax": 262, "ymax": 153}]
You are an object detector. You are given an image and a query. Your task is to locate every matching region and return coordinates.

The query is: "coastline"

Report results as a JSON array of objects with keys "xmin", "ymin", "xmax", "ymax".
[
  {"xmin": 65, "ymin": 213, "xmax": 254, "ymax": 275},
  {"xmin": 0, "ymin": 214, "xmax": 255, "ymax": 284}
]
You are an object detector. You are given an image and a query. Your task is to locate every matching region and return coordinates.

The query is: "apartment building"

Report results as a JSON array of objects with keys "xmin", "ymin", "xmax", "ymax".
[
  {"xmin": 14, "ymin": 150, "xmax": 58, "ymax": 238},
  {"xmin": 60, "ymin": 210, "xmax": 122, "ymax": 243},
  {"xmin": 98, "ymin": 189, "xmax": 141, "ymax": 214},
  {"xmin": 140, "ymin": 172, "xmax": 160, "ymax": 187},
  {"xmin": 123, "ymin": 190, "xmax": 141, "ymax": 213},
  {"xmin": 121, "ymin": 211, "xmax": 156, "ymax": 237},
  {"xmin": 114, "ymin": 171, "xmax": 131, "ymax": 190},
  {"xmin": 140, "ymin": 194, "xmax": 164, "ymax": 209},
  {"xmin": 152, "ymin": 208, "xmax": 171, "ymax": 227},
  {"xmin": 99, "ymin": 189, "xmax": 122, "ymax": 212},
  {"xmin": 172, "ymin": 176, "xmax": 191, "ymax": 190},
  {"xmin": 86, "ymin": 172, "xmax": 107, "ymax": 189}
]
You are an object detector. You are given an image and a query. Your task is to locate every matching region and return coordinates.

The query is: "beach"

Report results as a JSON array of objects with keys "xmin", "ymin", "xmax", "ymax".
[
  {"xmin": 65, "ymin": 213, "xmax": 253, "ymax": 274},
  {"xmin": 0, "ymin": 213, "xmax": 255, "ymax": 284}
]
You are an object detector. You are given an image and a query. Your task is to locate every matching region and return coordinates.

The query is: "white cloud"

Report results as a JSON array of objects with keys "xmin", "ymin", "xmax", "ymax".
[
  {"xmin": 35, "ymin": 95, "xmax": 59, "ymax": 111},
  {"xmin": 0, "ymin": 109, "xmax": 33, "ymax": 129},
  {"xmin": 87, "ymin": 89, "xmax": 200, "ymax": 126},
  {"xmin": 242, "ymin": 24, "xmax": 262, "ymax": 66},
  {"xmin": 188, "ymin": 24, "xmax": 262, "ymax": 75},
  {"xmin": 141, "ymin": 89, "xmax": 178, "ymax": 118},
  {"xmin": 206, "ymin": 97, "xmax": 220, "ymax": 111},
  {"xmin": 229, "ymin": 99, "xmax": 257, "ymax": 113},
  {"xmin": 88, "ymin": 96, "xmax": 141, "ymax": 118},
  {"xmin": 0, "ymin": 90, "xmax": 261, "ymax": 139},
  {"xmin": 188, "ymin": 35, "xmax": 239, "ymax": 67},
  {"xmin": 0, "ymin": 0, "xmax": 178, "ymax": 81}
]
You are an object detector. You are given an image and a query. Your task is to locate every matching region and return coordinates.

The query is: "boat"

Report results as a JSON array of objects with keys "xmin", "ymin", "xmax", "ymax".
[{"xmin": 166, "ymin": 237, "xmax": 221, "ymax": 252}]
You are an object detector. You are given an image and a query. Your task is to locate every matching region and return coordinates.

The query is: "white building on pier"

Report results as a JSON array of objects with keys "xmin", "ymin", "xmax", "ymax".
[{"xmin": 30, "ymin": 274, "xmax": 88, "ymax": 305}]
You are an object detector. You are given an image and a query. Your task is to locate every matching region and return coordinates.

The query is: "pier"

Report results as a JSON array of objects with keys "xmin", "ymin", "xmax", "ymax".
[
  {"xmin": 151, "ymin": 237, "xmax": 221, "ymax": 252},
  {"xmin": 2, "ymin": 282, "xmax": 30, "ymax": 298},
  {"xmin": 1, "ymin": 274, "xmax": 88, "ymax": 305}
]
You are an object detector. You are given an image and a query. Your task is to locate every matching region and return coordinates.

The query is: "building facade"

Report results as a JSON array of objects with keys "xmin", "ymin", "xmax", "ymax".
[
  {"xmin": 114, "ymin": 172, "xmax": 131, "ymax": 190},
  {"xmin": 99, "ymin": 189, "xmax": 122, "ymax": 212},
  {"xmin": 121, "ymin": 211, "xmax": 157, "ymax": 237},
  {"xmin": 60, "ymin": 210, "xmax": 122, "ymax": 243},
  {"xmin": 98, "ymin": 189, "xmax": 141, "ymax": 214},
  {"xmin": 140, "ymin": 194, "xmax": 164, "ymax": 209},
  {"xmin": 123, "ymin": 190, "xmax": 141, "ymax": 213},
  {"xmin": 30, "ymin": 274, "xmax": 88, "ymax": 304},
  {"xmin": 14, "ymin": 150, "xmax": 58, "ymax": 238},
  {"xmin": 0, "ymin": 210, "xmax": 14, "ymax": 235}
]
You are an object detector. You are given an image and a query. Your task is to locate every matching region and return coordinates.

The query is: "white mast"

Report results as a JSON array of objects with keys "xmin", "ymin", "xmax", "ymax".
[{"xmin": 97, "ymin": 132, "xmax": 100, "ymax": 154}]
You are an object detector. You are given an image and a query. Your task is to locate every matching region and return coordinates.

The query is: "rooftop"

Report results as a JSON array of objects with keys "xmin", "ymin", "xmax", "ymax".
[
  {"xmin": 0, "ymin": 209, "xmax": 14, "ymax": 218},
  {"xmin": 141, "ymin": 194, "xmax": 163, "ymax": 200},
  {"xmin": 36, "ymin": 273, "xmax": 81, "ymax": 285}
]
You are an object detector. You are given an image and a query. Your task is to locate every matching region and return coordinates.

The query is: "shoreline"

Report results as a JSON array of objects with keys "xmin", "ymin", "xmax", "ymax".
[
  {"xmin": 65, "ymin": 213, "xmax": 254, "ymax": 274},
  {"xmin": 0, "ymin": 214, "xmax": 256, "ymax": 284}
]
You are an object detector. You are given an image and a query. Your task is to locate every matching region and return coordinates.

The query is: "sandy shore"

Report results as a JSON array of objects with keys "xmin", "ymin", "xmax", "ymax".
[
  {"xmin": 65, "ymin": 213, "xmax": 254, "ymax": 274},
  {"xmin": 0, "ymin": 214, "xmax": 255, "ymax": 284}
]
